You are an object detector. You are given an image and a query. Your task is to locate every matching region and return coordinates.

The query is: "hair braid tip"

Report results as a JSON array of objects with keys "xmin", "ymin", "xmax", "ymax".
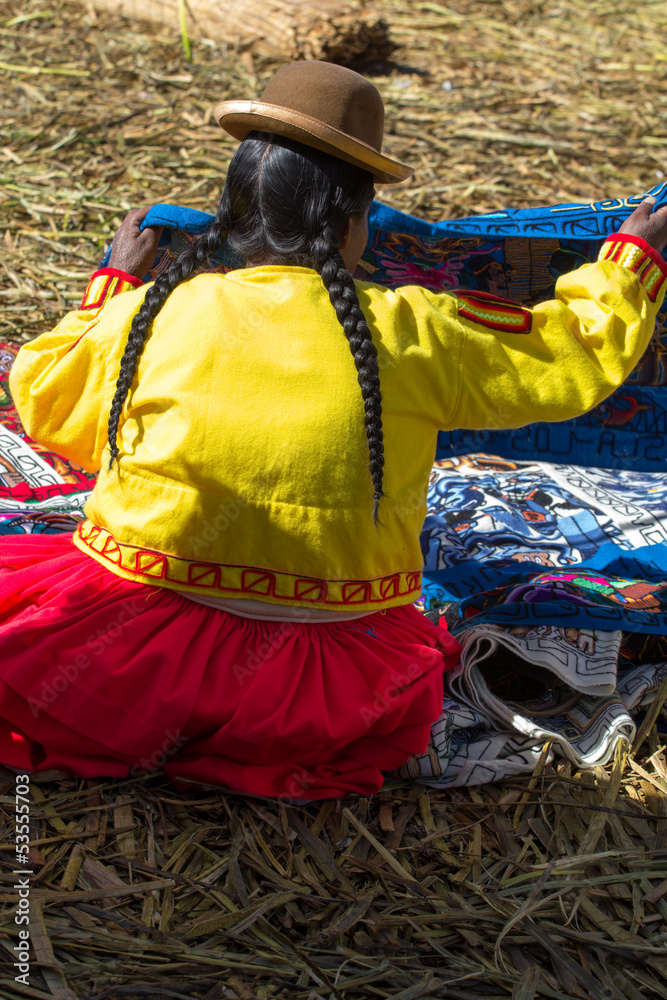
[{"xmin": 372, "ymin": 489, "xmax": 385, "ymax": 527}]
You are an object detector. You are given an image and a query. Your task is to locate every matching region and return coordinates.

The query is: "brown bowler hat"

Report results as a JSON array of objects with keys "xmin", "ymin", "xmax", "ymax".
[{"xmin": 212, "ymin": 61, "xmax": 412, "ymax": 185}]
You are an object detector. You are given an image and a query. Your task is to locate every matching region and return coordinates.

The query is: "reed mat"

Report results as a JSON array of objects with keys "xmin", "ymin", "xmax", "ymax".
[
  {"xmin": 1, "ymin": 1, "xmax": 667, "ymax": 997},
  {"xmin": 1, "ymin": 749, "xmax": 667, "ymax": 999},
  {"xmin": 1, "ymin": 0, "xmax": 666, "ymax": 342}
]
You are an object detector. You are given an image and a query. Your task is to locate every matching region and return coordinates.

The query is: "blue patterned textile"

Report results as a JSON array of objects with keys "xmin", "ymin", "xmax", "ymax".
[{"xmin": 419, "ymin": 455, "xmax": 667, "ymax": 606}]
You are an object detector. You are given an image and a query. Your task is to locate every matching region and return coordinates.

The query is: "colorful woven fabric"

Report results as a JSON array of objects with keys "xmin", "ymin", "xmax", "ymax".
[
  {"xmin": 394, "ymin": 619, "xmax": 667, "ymax": 787},
  {"xmin": 454, "ymin": 561, "xmax": 667, "ymax": 636},
  {"xmin": 0, "ymin": 346, "xmax": 92, "ymax": 535},
  {"xmin": 400, "ymin": 545, "xmax": 667, "ymax": 787}
]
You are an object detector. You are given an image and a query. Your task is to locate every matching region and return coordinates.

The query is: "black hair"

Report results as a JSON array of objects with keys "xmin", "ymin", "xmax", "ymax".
[{"xmin": 107, "ymin": 132, "xmax": 385, "ymax": 523}]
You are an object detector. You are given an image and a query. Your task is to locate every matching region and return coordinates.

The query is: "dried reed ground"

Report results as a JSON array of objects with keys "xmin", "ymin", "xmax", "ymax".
[{"xmin": 1, "ymin": 1, "xmax": 667, "ymax": 998}]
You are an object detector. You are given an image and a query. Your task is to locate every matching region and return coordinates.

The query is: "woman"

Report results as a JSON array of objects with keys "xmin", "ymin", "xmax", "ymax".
[{"xmin": 1, "ymin": 61, "xmax": 666, "ymax": 799}]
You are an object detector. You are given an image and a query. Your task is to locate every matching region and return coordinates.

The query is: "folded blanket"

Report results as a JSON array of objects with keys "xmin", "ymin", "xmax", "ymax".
[
  {"xmin": 398, "ymin": 552, "xmax": 667, "ymax": 786},
  {"xmin": 0, "ymin": 346, "xmax": 93, "ymax": 535},
  {"xmin": 453, "ymin": 558, "xmax": 667, "ymax": 634},
  {"xmin": 395, "ymin": 625, "xmax": 646, "ymax": 786}
]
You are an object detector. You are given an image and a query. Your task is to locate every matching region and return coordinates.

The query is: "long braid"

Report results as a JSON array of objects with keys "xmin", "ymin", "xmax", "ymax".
[
  {"xmin": 315, "ymin": 230, "xmax": 385, "ymax": 526},
  {"xmin": 107, "ymin": 214, "xmax": 229, "ymax": 467},
  {"xmin": 108, "ymin": 132, "xmax": 384, "ymax": 523}
]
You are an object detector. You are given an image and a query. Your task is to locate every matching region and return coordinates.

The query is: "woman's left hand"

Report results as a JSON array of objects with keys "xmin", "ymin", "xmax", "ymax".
[
  {"xmin": 618, "ymin": 196, "xmax": 667, "ymax": 253},
  {"xmin": 108, "ymin": 206, "xmax": 164, "ymax": 280}
]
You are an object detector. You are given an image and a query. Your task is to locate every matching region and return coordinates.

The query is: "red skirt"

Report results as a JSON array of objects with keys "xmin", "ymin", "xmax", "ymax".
[{"xmin": 0, "ymin": 533, "xmax": 460, "ymax": 799}]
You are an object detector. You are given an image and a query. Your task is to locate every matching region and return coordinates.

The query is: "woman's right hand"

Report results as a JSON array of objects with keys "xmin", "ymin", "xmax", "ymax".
[
  {"xmin": 618, "ymin": 196, "xmax": 667, "ymax": 252},
  {"xmin": 108, "ymin": 206, "xmax": 164, "ymax": 280}
]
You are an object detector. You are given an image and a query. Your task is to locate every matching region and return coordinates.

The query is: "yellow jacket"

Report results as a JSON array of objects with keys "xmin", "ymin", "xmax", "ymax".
[{"xmin": 9, "ymin": 234, "xmax": 667, "ymax": 612}]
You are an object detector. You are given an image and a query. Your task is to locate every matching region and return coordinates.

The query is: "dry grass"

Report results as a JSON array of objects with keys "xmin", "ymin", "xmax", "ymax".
[
  {"xmin": 1, "ymin": 1, "xmax": 667, "ymax": 997},
  {"xmin": 1, "ymin": 743, "xmax": 667, "ymax": 999},
  {"xmin": 2, "ymin": 0, "xmax": 666, "ymax": 341}
]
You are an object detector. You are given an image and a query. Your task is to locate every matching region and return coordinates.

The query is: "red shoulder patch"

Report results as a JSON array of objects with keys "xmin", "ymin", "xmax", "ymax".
[{"xmin": 454, "ymin": 289, "xmax": 532, "ymax": 334}]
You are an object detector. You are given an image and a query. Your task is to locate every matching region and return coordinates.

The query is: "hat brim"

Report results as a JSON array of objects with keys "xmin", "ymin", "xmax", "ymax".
[{"xmin": 212, "ymin": 99, "xmax": 413, "ymax": 185}]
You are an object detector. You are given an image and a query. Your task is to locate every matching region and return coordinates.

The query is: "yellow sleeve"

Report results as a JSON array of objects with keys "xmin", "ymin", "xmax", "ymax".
[
  {"xmin": 9, "ymin": 268, "xmax": 147, "ymax": 473},
  {"xmin": 448, "ymin": 234, "xmax": 667, "ymax": 431}
]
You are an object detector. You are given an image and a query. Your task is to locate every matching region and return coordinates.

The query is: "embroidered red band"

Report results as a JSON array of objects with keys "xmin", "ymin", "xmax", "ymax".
[
  {"xmin": 598, "ymin": 234, "xmax": 667, "ymax": 303},
  {"xmin": 79, "ymin": 268, "xmax": 143, "ymax": 311},
  {"xmin": 74, "ymin": 521, "xmax": 423, "ymax": 610},
  {"xmin": 454, "ymin": 289, "xmax": 532, "ymax": 334}
]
